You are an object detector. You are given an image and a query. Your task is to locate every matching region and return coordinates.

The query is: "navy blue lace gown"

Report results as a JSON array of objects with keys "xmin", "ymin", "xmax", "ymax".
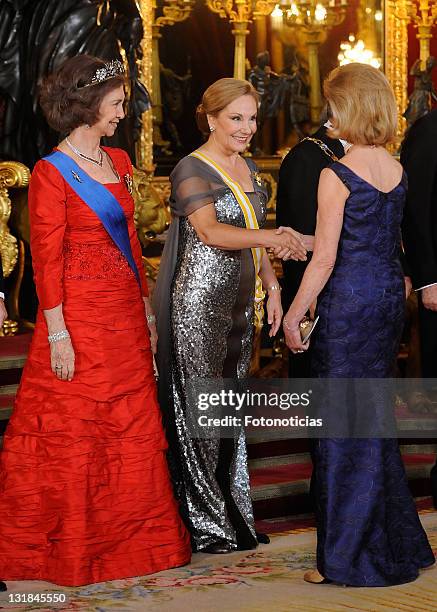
[{"xmin": 311, "ymin": 161, "xmax": 435, "ymax": 586}]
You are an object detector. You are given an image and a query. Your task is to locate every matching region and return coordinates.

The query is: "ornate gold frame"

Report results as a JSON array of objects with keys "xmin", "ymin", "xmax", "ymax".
[{"xmin": 384, "ymin": 0, "xmax": 410, "ymax": 152}]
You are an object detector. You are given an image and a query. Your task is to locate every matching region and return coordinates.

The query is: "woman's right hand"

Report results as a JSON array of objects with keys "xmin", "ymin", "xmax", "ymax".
[
  {"xmin": 276, "ymin": 227, "xmax": 315, "ymax": 258},
  {"xmin": 263, "ymin": 228, "xmax": 307, "ymax": 261},
  {"xmin": 50, "ymin": 337, "xmax": 75, "ymax": 381}
]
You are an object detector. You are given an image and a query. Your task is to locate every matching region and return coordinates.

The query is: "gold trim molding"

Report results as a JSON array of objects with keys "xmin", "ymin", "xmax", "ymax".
[
  {"xmin": 137, "ymin": 0, "xmax": 154, "ymax": 171},
  {"xmin": 385, "ymin": 0, "xmax": 410, "ymax": 152}
]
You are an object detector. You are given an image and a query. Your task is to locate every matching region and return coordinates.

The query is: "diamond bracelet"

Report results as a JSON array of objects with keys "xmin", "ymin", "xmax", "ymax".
[{"xmin": 48, "ymin": 330, "xmax": 70, "ymax": 344}]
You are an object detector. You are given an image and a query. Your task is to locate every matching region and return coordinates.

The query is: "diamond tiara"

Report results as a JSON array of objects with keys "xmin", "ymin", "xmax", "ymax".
[{"xmin": 78, "ymin": 59, "xmax": 125, "ymax": 89}]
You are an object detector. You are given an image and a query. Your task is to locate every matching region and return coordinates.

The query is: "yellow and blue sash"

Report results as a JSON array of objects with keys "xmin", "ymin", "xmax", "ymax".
[
  {"xmin": 190, "ymin": 150, "xmax": 265, "ymax": 325},
  {"xmin": 43, "ymin": 150, "xmax": 140, "ymax": 285}
]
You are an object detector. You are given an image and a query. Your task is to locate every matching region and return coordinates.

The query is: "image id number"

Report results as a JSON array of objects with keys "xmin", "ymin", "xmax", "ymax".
[{"xmin": 8, "ymin": 592, "xmax": 67, "ymax": 603}]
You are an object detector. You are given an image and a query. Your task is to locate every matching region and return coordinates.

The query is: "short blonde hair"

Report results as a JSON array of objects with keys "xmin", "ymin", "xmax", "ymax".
[
  {"xmin": 196, "ymin": 78, "xmax": 259, "ymax": 135},
  {"xmin": 324, "ymin": 63, "xmax": 397, "ymax": 146}
]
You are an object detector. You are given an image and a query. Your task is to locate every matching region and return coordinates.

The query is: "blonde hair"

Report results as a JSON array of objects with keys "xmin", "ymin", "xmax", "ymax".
[
  {"xmin": 323, "ymin": 63, "xmax": 397, "ymax": 146},
  {"xmin": 196, "ymin": 78, "xmax": 259, "ymax": 135}
]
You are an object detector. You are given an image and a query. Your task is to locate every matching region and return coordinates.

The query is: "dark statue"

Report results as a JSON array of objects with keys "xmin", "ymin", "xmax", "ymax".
[
  {"xmin": 247, "ymin": 50, "xmax": 309, "ymax": 153},
  {"xmin": 281, "ymin": 47, "xmax": 310, "ymax": 129},
  {"xmin": 248, "ymin": 51, "xmax": 283, "ymax": 127},
  {"xmin": 0, "ymin": 0, "xmax": 150, "ymax": 168},
  {"xmin": 160, "ymin": 63, "xmax": 192, "ymax": 154},
  {"xmin": 404, "ymin": 57, "xmax": 437, "ymax": 128}
]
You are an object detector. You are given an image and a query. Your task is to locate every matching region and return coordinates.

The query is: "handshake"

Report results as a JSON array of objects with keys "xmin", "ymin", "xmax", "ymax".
[{"xmin": 266, "ymin": 226, "xmax": 315, "ymax": 261}]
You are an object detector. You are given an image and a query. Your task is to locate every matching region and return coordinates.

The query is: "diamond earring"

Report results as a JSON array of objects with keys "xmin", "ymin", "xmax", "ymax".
[{"xmin": 209, "ymin": 126, "xmax": 215, "ymax": 132}]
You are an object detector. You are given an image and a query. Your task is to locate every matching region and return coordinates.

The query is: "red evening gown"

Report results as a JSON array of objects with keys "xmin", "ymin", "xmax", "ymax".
[{"xmin": 0, "ymin": 147, "xmax": 191, "ymax": 586}]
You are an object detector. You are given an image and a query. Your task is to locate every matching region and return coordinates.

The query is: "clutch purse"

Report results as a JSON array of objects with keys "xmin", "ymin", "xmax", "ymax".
[{"xmin": 299, "ymin": 316, "xmax": 319, "ymax": 344}]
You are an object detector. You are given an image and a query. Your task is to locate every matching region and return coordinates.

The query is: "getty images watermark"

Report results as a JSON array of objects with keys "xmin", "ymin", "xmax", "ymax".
[
  {"xmin": 196, "ymin": 389, "xmax": 323, "ymax": 429},
  {"xmin": 185, "ymin": 378, "xmax": 437, "ymax": 439}
]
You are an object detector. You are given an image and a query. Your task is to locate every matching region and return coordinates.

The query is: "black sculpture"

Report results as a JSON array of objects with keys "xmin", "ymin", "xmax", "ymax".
[
  {"xmin": 0, "ymin": 1, "xmax": 29, "ymax": 163},
  {"xmin": 0, "ymin": 0, "xmax": 150, "ymax": 168},
  {"xmin": 247, "ymin": 50, "xmax": 310, "ymax": 154},
  {"xmin": 160, "ymin": 63, "xmax": 192, "ymax": 153},
  {"xmin": 404, "ymin": 57, "xmax": 437, "ymax": 128},
  {"xmin": 281, "ymin": 47, "xmax": 310, "ymax": 131},
  {"xmin": 248, "ymin": 51, "xmax": 283, "ymax": 128}
]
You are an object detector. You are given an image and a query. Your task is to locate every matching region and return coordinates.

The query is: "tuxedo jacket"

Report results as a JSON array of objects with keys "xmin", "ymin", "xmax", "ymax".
[
  {"xmin": 276, "ymin": 126, "xmax": 345, "ymax": 309},
  {"xmin": 401, "ymin": 109, "xmax": 437, "ymax": 290}
]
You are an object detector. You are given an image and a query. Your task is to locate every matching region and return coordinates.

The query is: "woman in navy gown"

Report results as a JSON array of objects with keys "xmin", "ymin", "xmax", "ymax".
[{"xmin": 283, "ymin": 63, "xmax": 435, "ymax": 586}]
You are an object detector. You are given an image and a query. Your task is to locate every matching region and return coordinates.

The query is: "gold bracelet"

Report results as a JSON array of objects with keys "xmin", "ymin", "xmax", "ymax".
[{"xmin": 267, "ymin": 284, "xmax": 281, "ymax": 293}]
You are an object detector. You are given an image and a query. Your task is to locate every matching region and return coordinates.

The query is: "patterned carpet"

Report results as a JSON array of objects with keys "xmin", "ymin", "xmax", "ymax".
[{"xmin": 1, "ymin": 512, "xmax": 436, "ymax": 612}]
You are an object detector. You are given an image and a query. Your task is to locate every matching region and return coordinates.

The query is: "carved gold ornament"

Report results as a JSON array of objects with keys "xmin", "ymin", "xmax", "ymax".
[
  {"xmin": 132, "ymin": 166, "xmax": 171, "ymax": 247},
  {"xmin": 0, "ymin": 161, "xmax": 30, "ymax": 278},
  {"xmin": 259, "ymin": 171, "xmax": 277, "ymax": 212}
]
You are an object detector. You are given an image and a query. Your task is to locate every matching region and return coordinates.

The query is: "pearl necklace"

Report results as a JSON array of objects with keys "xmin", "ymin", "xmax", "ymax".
[{"xmin": 65, "ymin": 137, "xmax": 103, "ymax": 167}]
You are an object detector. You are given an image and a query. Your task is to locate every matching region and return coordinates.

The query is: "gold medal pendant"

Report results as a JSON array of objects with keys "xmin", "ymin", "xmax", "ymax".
[{"xmin": 252, "ymin": 171, "xmax": 264, "ymax": 188}]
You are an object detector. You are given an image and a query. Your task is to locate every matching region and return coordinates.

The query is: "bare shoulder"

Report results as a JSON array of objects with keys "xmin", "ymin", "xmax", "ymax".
[
  {"xmin": 319, "ymin": 166, "xmax": 348, "ymax": 188},
  {"xmin": 389, "ymin": 155, "xmax": 403, "ymax": 172},
  {"xmin": 320, "ymin": 166, "xmax": 339, "ymax": 180},
  {"xmin": 318, "ymin": 166, "xmax": 349, "ymax": 201}
]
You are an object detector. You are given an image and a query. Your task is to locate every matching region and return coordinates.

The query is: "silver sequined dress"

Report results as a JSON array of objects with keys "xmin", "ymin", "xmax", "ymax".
[{"xmin": 154, "ymin": 154, "xmax": 267, "ymax": 551}]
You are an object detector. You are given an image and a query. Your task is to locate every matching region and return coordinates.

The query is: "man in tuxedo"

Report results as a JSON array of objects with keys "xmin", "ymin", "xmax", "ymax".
[
  {"xmin": 276, "ymin": 122, "xmax": 345, "ymax": 377},
  {"xmin": 401, "ymin": 108, "xmax": 437, "ymax": 508}
]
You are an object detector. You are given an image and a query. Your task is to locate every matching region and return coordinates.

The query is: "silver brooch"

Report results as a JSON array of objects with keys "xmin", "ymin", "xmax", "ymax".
[
  {"xmin": 71, "ymin": 171, "xmax": 82, "ymax": 183},
  {"xmin": 124, "ymin": 173, "xmax": 133, "ymax": 194}
]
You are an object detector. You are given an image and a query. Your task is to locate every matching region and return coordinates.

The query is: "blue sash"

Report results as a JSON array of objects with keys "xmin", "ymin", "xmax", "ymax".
[{"xmin": 43, "ymin": 150, "xmax": 140, "ymax": 285}]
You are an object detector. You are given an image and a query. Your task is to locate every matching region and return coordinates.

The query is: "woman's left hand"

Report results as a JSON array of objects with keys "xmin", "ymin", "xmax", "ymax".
[
  {"xmin": 283, "ymin": 316, "xmax": 309, "ymax": 354},
  {"xmin": 266, "ymin": 290, "xmax": 283, "ymax": 337},
  {"xmin": 143, "ymin": 297, "xmax": 158, "ymax": 354}
]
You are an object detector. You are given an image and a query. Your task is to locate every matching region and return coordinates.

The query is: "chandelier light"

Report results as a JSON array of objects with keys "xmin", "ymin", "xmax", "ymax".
[
  {"xmin": 338, "ymin": 34, "xmax": 381, "ymax": 69},
  {"xmin": 270, "ymin": 0, "xmax": 348, "ymax": 123}
]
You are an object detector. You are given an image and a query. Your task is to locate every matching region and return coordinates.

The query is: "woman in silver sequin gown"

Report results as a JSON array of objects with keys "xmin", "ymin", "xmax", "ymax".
[{"xmin": 154, "ymin": 79, "xmax": 309, "ymax": 553}]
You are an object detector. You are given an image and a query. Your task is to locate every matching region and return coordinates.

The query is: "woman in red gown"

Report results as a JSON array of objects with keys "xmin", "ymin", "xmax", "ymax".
[{"xmin": 0, "ymin": 55, "xmax": 190, "ymax": 587}]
